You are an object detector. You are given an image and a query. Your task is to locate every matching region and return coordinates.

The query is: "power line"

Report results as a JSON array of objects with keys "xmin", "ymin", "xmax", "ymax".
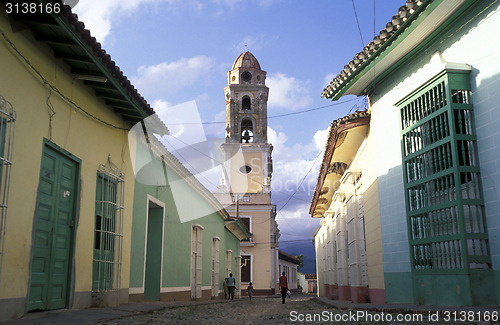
[
  {"xmin": 276, "ymin": 147, "xmax": 324, "ymax": 215},
  {"xmin": 351, "ymin": 0, "xmax": 365, "ymax": 48},
  {"xmin": 0, "ymin": 28, "xmax": 128, "ymax": 131},
  {"xmin": 162, "ymin": 97, "xmax": 359, "ymax": 126}
]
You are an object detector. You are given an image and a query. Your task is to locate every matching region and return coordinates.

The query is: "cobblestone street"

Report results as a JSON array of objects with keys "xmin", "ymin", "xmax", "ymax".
[{"xmin": 96, "ymin": 295, "xmax": 485, "ymax": 325}]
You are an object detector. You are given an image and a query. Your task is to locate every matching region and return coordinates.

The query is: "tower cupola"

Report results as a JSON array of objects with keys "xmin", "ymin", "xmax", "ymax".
[{"xmin": 224, "ymin": 51, "xmax": 269, "ymax": 144}]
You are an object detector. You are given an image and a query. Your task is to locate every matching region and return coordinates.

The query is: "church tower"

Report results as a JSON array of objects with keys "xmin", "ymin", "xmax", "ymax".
[
  {"xmin": 222, "ymin": 51, "xmax": 273, "ymax": 194},
  {"xmin": 215, "ymin": 52, "xmax": 279, "ymax": 296}
]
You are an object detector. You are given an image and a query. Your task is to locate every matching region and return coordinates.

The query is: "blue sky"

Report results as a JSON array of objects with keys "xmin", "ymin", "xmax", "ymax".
[{"xmin": 73, "ymin": 0, "xmax": 404, "ymax": 272}]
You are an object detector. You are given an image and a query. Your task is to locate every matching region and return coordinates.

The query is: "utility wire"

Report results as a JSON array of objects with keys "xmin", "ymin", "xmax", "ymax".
[
  {"xmin": 351, "ymin": 0, "xmax": 365, "ymax": 48},
  {"xmin": 276, "ymin": 147, "xmax": 324, "ymax": 215},
  {"xmin": 164, "ymin": 97, "xmax": 359, "ymax": 126},
  {"xmin": 0, "ymin": 28, "xmax": 129, "ymax": 131}
]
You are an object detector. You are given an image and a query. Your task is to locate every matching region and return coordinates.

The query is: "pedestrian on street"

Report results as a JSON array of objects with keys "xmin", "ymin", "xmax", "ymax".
[
  {"xmin": 247, "ymin": 282, "xmax": 254, "ymax": 300},
  {"xmin": 227, "ymin": 273, "xmax": 236, "ymax": 300},
  {"xmin": 279, "ymin": 272, "xmax": 288, "ymax": 304},
  {"xmin": 223, "ymin": 277, "xmax": 229, "ymax": 299}
]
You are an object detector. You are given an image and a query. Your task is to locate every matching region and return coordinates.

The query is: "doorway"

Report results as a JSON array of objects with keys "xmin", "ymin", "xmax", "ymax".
[
  {"xmin": 28, "ymin": 142, "xmax": 79, "ymax": 311},
  {"xmin": 144, "ymin": 199, "xmax": 164, "ymax": 300}
]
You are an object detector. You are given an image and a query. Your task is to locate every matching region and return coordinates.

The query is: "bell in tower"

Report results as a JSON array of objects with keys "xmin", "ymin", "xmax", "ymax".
[{"xmin": 241, "ymin": 120, "xmax": 253, "ymax": 143}]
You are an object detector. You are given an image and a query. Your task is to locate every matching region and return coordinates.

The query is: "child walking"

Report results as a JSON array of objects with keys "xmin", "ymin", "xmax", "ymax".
[{"xmin": 247, "ymin": 282, "xmax": 254, "ymax": 300}]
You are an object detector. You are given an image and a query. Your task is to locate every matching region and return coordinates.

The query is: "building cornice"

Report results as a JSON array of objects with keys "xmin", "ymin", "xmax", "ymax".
[
  {"xmin": 309, "ymin": 111, "xmax": 370, "ymax": 216},
  {"xmin": 322, "ymin": 0, "xmax": 476, "ymax": 101}
]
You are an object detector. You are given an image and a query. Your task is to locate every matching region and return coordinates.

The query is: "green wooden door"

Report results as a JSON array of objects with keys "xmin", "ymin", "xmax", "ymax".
[
  {"xmin": 144, "ymin": 205, "xmax": 163, "ymax": 300},
  {"xmin": 28, "ymin": 145, "xmax": 78, "ymax": 311}
]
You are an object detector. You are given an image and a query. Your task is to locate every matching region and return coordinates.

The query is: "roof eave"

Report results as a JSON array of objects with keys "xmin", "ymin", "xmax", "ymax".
[
  {"xmin": 4, "ymin": 0, "xmax": 168, "ymax": 131},
  {"xmin": 51, "ymin": 7, "xmax": 151, "ymax": 124},
  {"xmin": 225, "ymin": 219, "xmax": 252, "ymax": 241},
  {"xmin": 322, "ymin": 0, "xmax": 476, "ymax": 101},
  {"xmin": 309, "ymin": 112, "xmax": 370, "ymax": 216}
]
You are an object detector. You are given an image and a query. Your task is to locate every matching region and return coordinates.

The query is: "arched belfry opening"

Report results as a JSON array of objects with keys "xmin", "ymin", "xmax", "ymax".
[
  {"xmin": 242, "ymin": 96, "xmax": 251, "ymax": 110},
  {"xmin": 241, "ymin": 119, "xmax": 254, "ymax": 143}
]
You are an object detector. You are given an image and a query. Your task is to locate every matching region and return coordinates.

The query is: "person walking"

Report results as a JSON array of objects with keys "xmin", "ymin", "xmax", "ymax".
[
  {"xmin": 279, "ymin": 271, "xmax": 288, "ymax": 304},
  {"xmin": 223, "ymin": 277, "xmax": 229, "ymax": 300},
  {"xmin": 227, "ymin": 273, "xmax": 236, "ymax": 300},
  {"xmin": 247, "ymin": 282, "xmax": 254, "ymax": 301}
]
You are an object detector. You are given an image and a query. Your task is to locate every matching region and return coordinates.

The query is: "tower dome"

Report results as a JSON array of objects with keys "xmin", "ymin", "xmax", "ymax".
[{"xmin": 232, "ymin": 51, "xmax": 261, "ymax": 70}]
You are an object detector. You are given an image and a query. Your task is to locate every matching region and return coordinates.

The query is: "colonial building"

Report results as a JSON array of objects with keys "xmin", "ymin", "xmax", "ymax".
[
  {"xmin": 0, "ymin": 1, "xmax": 163, "ymax": 320},
  {"xmin": 128, "ymin": 135, "xmax": 249, "ymax": 302},
  {"xmin": 311, "ymin": 111, "xmax": 384, "ymax": 303},
  {"xmin": 214, "ymin": 52, "xmax": 280, "ymax": 296},
  {"xmin": 315, "ymin": 0, "xmax": 500, "ymax": 306}
]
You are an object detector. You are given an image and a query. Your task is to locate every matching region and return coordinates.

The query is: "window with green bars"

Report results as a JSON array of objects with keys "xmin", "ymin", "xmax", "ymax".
[
  {"xmin": 0, "ymin": 95, "xmax": 15, "ymax": 268},
  {"xmin": 92, "ymin": 156, "xmax": 124, "ymax": 291},
  {"xmin": 398, "ymin": 69, "xmax": 490, "ymax": 273}
]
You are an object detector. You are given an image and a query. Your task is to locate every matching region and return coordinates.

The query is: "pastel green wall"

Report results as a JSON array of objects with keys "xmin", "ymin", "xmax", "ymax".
[
  {"xmin": 384, "ymin": 272, "xmax": 413, "ymax": 303},
  {"xmin": 129, "ymin": 143, "xmax": 240, "ymax": 292}
]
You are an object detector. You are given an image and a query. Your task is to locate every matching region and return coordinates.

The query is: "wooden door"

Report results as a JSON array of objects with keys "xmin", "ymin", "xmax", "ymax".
[{"xmin": 28, "ymin": 145, "xmax": 78, "ymax": 311}]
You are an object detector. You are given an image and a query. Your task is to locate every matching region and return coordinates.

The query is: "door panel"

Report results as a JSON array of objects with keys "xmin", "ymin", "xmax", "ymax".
[
  {"xmin": 28, "ymin": 145, "xmax": 78, "ymax": 311},
  {"xmin": 144, "ymin": 206, "xmax": 163, "ymax": 301}
]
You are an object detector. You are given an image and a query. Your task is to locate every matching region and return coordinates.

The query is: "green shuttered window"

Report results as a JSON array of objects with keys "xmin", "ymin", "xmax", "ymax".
[{"xmin": 398, "ymin": 69, "xmax": 490, "ymax": 274}]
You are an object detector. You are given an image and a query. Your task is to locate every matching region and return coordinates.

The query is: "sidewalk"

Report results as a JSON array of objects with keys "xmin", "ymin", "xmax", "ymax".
[
  {"xmin": 313, "ymin": 296, "xmax": 500, "ymax": 322},
  {"xmin": 0, "ymin": 299, "xmax": 230, "ymax": 325}
]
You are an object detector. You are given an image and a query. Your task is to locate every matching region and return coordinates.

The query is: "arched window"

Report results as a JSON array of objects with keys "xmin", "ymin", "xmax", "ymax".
[
  {"xmin": 242, "ymin": 96, "xmax": 251, "ymax": 110},
  {"xmin": 241, "ymin": 119, "xmax": 254, "ymax": 143}
]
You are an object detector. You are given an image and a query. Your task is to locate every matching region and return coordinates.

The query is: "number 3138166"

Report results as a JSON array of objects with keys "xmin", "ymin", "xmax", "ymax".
[{"xmin": 5, "ymin": 2, "xmax": 61, "ymax": 14}]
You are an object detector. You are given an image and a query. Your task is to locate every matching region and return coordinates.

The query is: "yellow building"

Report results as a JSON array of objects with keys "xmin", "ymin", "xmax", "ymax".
[
  {"xmin": 213, "ymin": 52, "xmax": 279, "ymax": 296},
  {"xmin": 310, "ymin": 111, "xmax": 386, "ymax": 303},
  {"xmin": 0, "ymin": 3, "xmax": 163, "ymax": 320}
]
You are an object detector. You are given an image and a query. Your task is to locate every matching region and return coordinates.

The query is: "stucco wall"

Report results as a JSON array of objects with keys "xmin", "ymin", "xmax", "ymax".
[
  {"xmin": 369, "ymin": 0, "xmax": 500, "ymax": 303},
  {"xmin": 235, "ymin": 204, "xmax": 274, "ymax": 291},
  {"xmin": 129, "ymin": 144, "xmax": 241, "ymax": 299},
  {"xmin": 0, "ymin": 10, "xmax": 134, "ymax": 318}
]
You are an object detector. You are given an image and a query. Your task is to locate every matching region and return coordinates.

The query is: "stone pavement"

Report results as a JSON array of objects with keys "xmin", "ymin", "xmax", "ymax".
[{"xmin": 1, "ymin": 294, "xmax": 499, "ymax": 325}]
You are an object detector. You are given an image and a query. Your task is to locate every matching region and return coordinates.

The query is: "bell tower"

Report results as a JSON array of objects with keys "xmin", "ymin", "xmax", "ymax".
[
  {"xmin": 222, "ymin": 51, "xmax": 273, "ymax": 194},
  {"xmin": 215, "ymin": 51, "xmax": 279, "ymax": 296}
]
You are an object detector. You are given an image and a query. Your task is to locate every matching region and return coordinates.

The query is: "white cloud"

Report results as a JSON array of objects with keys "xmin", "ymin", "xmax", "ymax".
[
  {"xmin": 152, "ymin": 99, "xmax": 173, "ymax": 109},
  {"xmin": 313, "ymin": 128, "xmax": 329, "ymax": 151},
  {"xmin": 131, "ymin": 56, "xmax": 216, "ymax": 98},
  {"xmin": 73, "ymin": 0, "xmax": 277, "ymax": 44},
  {"xmin": 266, "ymin": 73, "xmax": 312, "ymax": 111},
  {"xmin": 268, "ymin": 127, "xmax": 323, "ymax": 204},
  {"xmin": 72, "ymin": 0, "xmax": 177, "ymax": 43}
]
